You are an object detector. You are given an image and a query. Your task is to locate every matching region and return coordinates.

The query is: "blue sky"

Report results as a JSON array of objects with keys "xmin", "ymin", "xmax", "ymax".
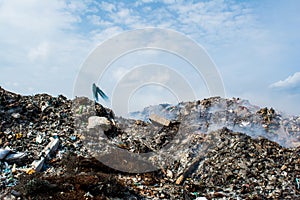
[{"xmin": 0, "ymin": 0, "xmax": 300, "ymax": 115}]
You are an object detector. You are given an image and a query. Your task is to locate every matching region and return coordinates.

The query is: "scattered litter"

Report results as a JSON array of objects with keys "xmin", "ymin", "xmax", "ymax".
[
  {"xmin": 0, "ymin": 149, "xmax": 10, "ymax": 160},
  {"xmin": 195, "ymin": 197, "xmax": 208, "ymax": 200},
  {"xmin": 35, "ymin": 134, "xmax": 43, "ymax": 144},
  {"xmin": 11, "ymin": 113, "xmax": 20, "ymax": 119},
  {"xmin": 0, "ymin": 87, "xmax": 299, "ymax": 199},
  {"xmin": 4, "ymin": 152, "xmax": 26, "ymax": 162}
]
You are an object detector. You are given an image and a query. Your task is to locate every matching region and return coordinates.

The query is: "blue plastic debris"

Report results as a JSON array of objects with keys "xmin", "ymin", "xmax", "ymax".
[
  {"xmin": 92, "ymin": 83, "xmax": 109, "ymax": 103},
  {"xmin": 3, "ymin": 168, "xmax": 11, "ymax": 174},
  {"xmin": 296, "ymin": 178, "xmax": 300, "ymax": 189},
  {"xmin": 70, "ymin": 135, "xmax": 77, "ymax": 141}
]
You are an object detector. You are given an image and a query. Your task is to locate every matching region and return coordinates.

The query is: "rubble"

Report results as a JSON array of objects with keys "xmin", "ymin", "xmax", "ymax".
[
  {"xmin": 87, "ymin": 116, "xmax": 112, "ymax": 131},
  {"xmin": 149, "ymin": 114, "xmax": 171, "ymax": 126},
  {"xmin": 0, "ymin": 86, "xmax": 300, "ymax": 199}
]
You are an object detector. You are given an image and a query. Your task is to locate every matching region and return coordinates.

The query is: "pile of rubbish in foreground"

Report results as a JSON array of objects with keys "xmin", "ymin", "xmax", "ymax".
[{"xmin": 0, "ymin": 86, "xmax": 299, "ymax": 199}]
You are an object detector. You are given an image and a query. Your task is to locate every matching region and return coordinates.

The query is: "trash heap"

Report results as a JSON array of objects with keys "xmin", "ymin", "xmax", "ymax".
[{"xmin": 0, "ymin": 86, "xmax": 299, "ymax": 199}]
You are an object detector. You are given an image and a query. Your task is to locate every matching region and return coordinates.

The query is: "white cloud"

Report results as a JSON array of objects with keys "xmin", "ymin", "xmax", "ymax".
[
  {"xmin": 99, "ymin": 1, "xmax": 116, "ymax": 13},
  {"xmin": 95, "ymin": 0, "xmax": 260, "ymax": 48},
  {"xmin": 28, "ymin": 42, "xmax": 50, "ymax": 62},
  {"xmin": 112, "ymin": 67, "xmax": 129, "ymax": 81},
  {"xmin": 0, "ymin": 0, "xmax": 77, "ymax": 32},
  {"xmin": 66, "ymin": 0, "xmax": 89, "ymax": 14},
  {"xmin": 0, "ymin": 0, "xmax": 92, "ymax": 96},
  {"xmin": 54, "ymin": 0, "xmax": 256, "ymax": 53},
  {"xmin": 90, "ymin": 26, "xmax": 124, "ymax": 44},
  {"xmin": 162, "ymin": 0, "xmax": 176, "ymax": 4},
  {"xmin": 87, "ymin": 15, "xmax": 112, "ymax": 26},
  {"xmin": 141, "ymin": 0, "xmax": 155, "ymax": 3},
  {"xmin": 164, "ymin": 0, "xmax": 258, "ymax": 45},
  {"xmin": 270, "ymin": 72, "xmax": 300, "ymax": 89}
]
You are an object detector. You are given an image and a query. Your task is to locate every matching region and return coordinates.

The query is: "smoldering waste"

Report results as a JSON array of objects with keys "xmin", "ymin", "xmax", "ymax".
[{"xmin": 0, "ymin": 86, "xmax": 299, "ymax": 199}]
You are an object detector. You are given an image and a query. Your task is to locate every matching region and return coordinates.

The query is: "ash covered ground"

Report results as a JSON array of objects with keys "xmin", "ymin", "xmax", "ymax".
[{"xmin": 0, "ymin": 86, "xmax": 300, "ymax": 199}]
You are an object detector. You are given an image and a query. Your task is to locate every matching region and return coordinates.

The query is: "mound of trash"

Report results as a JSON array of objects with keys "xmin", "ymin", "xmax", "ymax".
[{"xmin": 0, "ymin": 86, "xmax": 299, "ymax": 199}]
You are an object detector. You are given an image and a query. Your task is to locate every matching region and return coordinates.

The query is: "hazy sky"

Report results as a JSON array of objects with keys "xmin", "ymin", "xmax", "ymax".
[{"xmin": 0, "ymin": 0, "xmax": 299, "ymax": 115}]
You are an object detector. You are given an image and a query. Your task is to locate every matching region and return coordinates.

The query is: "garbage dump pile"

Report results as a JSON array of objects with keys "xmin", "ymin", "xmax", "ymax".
[{"xmin": 0, "ymin": 86, "xmax": 300, "ymax": 199}]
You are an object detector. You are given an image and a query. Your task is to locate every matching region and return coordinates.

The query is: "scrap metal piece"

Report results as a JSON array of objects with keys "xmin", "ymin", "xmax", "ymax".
[
  {"xmin": 0, "ymin": 149, "xmax": 10, "ymax": 160},
  {"xmin": 5, "ymin": 152, "xmax": 26, "ymax": 162},
  {"xmin": 31, "ymin": 157, "xmax": 45, "ymax": 172},
  {"xmin": 42, "ymin": 138, "xmax": 60, "ymax": 158}
]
